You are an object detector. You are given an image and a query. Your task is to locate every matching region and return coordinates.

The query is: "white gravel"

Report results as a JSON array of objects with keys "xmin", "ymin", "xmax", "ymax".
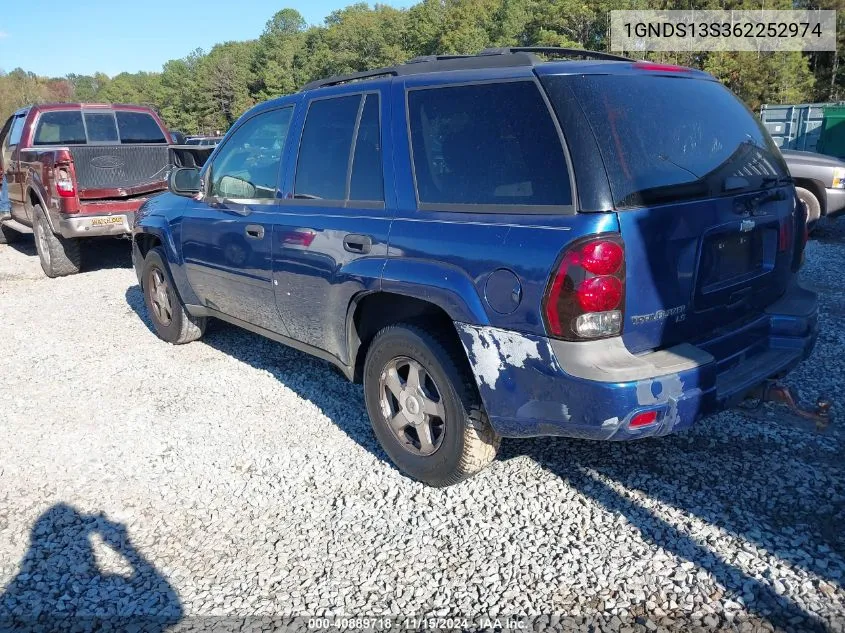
[{"xmin": 0, "ymin": 226, "xmax": 843, "ymax": 632}]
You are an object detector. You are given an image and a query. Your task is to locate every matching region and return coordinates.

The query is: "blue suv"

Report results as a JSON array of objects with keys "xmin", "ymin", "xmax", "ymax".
[{"xmin": 132, "ymin": 48, "xmax": 818, "ymax": 486}]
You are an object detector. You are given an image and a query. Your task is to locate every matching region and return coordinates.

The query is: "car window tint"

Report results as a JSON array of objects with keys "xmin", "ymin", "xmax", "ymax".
[
  {"xmin": 209, "ymin": 107, "xmax": 293, "ymax": 200},
  {"xmin": 34, "ymin": 111, "xmax": 86, "ymax": 146},
  {"xmin": 408, "ymin": 81, "xmax": 571, "ymax": 207},
  {"xmin": 8, "ymin": 115, "xmax": 26, "ymax": 147},
  {"xmin": 349, "ymin": 94, "xmax": 384, "ymax": 202},
  {"xmin": 84, "ymin": 112, "xmax": 119, "ymax": 143},
  {"xmin": 546, "ymin": 75, "xmax": 789, "ymax": 208},
  {"xmin": 115, "ymin": 112, "xmax": 168, "ymax": 144},
  {"xmin": 294, "ymin": 95, "xmax": 361, "ymax": 201}
]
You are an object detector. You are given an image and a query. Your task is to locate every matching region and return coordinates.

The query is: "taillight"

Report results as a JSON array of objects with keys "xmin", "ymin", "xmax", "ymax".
[
  {"xmin": 543, "ymin": 235, "xmax": 626, "ymax": 340},
  {"xmin": 54, "ymin": 168, "xmax": 76, "ymax": 198},
  {"xmin": 778, "ymin": 214, "xmax": 793, "ymax": 252}
]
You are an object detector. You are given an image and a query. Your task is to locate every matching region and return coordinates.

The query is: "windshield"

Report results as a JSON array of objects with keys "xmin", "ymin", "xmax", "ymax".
[{"xmin": 543, "ymin": 75, "xmax": 789, "ymax": 209}]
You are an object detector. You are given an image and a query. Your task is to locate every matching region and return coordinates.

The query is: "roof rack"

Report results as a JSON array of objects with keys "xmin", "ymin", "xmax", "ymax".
[
  {"xmin": 299, "ymin": 47, "xmax": 631, "ymax": 92},
  {"xmin": 478, "ymin": 47, "xmax": 631, "ymax": 62}
]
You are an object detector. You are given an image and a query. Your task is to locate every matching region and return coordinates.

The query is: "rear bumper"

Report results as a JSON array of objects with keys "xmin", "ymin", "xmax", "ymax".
[
  {"xmin": 456, "ymin": 281, "xmax": 818, "ymax": 440},
  {"xmin": 57, "ymin": 200, "xmax": 143, "ymax": 238}
]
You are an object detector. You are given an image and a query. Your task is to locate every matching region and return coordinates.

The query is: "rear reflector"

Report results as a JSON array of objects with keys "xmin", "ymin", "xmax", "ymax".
[{"xmin": 630, "ymin": 410, "xmax": 658, "ymax": 428}]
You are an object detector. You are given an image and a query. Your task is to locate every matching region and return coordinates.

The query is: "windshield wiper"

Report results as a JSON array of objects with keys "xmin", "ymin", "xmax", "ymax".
[{"xmin": 294, "ymin": 193, "xmax": 323, "ymax": 200}]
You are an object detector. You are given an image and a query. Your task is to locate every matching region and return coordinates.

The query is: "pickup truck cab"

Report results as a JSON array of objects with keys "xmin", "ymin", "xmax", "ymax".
[
  {"xmin": 0, "ymin": 103, "xmax": 171, "ymax": 277},
  {"xmin": 132, "ymin": 49, "xmax": 817, "ymax": 486}
]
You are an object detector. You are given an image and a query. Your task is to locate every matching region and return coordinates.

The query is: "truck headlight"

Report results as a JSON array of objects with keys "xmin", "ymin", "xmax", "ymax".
[{"xmin": 833, "ymin": 167, "xmax": 845, "ymax": 189}]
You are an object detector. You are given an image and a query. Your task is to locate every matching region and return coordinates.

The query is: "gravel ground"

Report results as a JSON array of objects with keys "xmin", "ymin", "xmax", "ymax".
[{"xmin": 0, "ymin": 223, "xmax": 843, "ymax": 633}]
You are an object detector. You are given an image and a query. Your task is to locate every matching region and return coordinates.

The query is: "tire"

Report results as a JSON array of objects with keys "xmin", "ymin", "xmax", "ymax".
[
  {"xmin": 31, "ymin": 204, "xmax": 81, "ymax": 277},
  {"xmin": 363, "ymin": 323, "xmax": 500, "ymax": 487},
  {"xmin": 141, "ymin": 246, "xmax": 206, "ymax": 344},
  {"xmin": 0, "ymin": 225, "xmax": 23, "ymax": 245},
  {"xmin": 796, "ymin": 187, "xmax": 821, "ymax": 227}
]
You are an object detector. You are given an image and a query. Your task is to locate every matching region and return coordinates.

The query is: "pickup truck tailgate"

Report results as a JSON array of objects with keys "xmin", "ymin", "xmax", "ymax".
[{"xmin": 70, "ymin": 145, "xmax": 169, "ymax": 195}]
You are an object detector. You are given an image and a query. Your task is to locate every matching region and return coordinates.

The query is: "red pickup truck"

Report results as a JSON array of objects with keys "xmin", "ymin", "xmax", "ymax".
[{"xmin": 0, "ymin": 103, "xmax": 172, "ymax": 277}]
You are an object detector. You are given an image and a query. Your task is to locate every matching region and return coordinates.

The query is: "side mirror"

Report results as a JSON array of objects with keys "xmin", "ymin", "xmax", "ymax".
[{"xmin": 169, "ymin": 167, "xmax": 201, "ymax": 196}]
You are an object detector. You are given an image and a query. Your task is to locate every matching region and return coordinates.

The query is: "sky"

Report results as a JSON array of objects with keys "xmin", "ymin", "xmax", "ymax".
[{"xmin": 0, "ymin": 0, "xmax": 415, "ymax": 78}]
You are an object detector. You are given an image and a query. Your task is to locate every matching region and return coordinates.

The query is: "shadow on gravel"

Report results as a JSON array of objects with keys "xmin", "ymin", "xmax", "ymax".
[
  {"xmin": 5, "ymin": 235, "xmax": 132, "ymax": 273},
  {"xmin": 504, "ymin": 433, "xmax": 841, "ymax": 632},
  {"xmin": 0, "ymin": 503, "xmax": 183, "ymax": 631},
  {"xmin": 124, "ymin": 285, "xmax": 389, "ymax": 462}
]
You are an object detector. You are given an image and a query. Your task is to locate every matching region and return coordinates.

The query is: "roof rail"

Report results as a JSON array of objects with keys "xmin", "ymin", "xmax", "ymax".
[
  {"xmin": 300, "ymin": 68, "xmax": 399, "ymax": 92},
  {"xmin": 299, "ymin": 47, "xmax": 631, "ymax": 92},
  {"xmin": 478, "ymin": 47, "xmax": 631, "ymax": 62}
]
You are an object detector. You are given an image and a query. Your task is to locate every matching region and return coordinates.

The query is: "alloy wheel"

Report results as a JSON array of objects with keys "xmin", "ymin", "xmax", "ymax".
[{"xmin": 378, "ymin": 356, "xmax": 447, "ymax": 456}]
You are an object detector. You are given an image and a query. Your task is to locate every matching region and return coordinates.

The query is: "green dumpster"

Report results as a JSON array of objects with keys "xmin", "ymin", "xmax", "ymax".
[{"xmin": 818, "ymin": 106, "xmax": 845, "ymax": 159}]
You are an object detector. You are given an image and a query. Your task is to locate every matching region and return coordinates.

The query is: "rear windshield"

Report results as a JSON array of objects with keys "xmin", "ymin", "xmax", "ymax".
[
  {"xmin": 33, "ymin": 111, "xmax": 87, "ymax": 145},
  {"xmin": 543, "ymin": 75, "xmax": 788, "ymax": 208},
  {"xmin": 116, "ymin": 111, "xmax": 167, "ymax": 144},
  {"xmin": 33, "ymin": 110, "xmax": 167, "ymax": 145}
]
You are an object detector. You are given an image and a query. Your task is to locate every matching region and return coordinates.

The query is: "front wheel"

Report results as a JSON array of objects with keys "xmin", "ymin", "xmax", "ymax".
[
  {"xmin": 141, "ymin": 246, "xmax": 206, "ymax": 344},
  {"xmin": 363, "ymin": 324, "xmax": 500, "ymax": 486}
]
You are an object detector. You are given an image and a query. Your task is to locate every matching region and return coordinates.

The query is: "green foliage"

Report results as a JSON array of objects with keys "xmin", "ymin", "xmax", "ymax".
[{"xmin": 0, "ymin": 0, "xmax": 840, "ymax": 129}]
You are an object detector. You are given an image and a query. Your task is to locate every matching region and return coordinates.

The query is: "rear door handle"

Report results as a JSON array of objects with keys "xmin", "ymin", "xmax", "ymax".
[
  {"xmin": 245, "ymin": 224, "xmax": 264, "ymax": 240},
  {"xmin": 343, "ymin": 234, "xmax": 372, "ymax": 254}
]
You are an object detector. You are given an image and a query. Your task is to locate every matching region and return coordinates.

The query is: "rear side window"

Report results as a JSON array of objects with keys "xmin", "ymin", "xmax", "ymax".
[
  {"xmin": 116, "ymin": 111, "xmax": 167, "ymax": 144},
  {"xmin": 294, "ymin": 95, "xmax": 360, "ymax": 201},
  {"xmin": 34, "ymin": 111, "xmax": 86, "ymax": 145},
  {"xmin": 84, "ymin": 112, "xmax": 119, "ymax": 143},
  {"xmin": 350, "ymin": 94, "xmax": 384, "ymax": 202},
  {"xmin": 407, "ymin": 81, "xmax": 572, "ymax": 209},
  {"xmin": 544, "ymin": 75, "xmax": 789, "ymax": 208}
]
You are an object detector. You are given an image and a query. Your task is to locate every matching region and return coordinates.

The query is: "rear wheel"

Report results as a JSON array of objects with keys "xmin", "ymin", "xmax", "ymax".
[
  {"xmin": 796, "ymin": 186, "xmax": 821, "ymax": 228},
  {"xmin": 32, "ymin": 204, "xmax": 81, "ymax": 277},
  {"xmin": 363, "ymin": 324, "xmax": 500, "ymax": 486},
  {"xmin": 141, "ymin": 246, "xmax": 205, "ymax": 344}
]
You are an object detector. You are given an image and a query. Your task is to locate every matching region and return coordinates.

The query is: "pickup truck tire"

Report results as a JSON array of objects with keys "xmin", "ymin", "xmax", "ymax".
[
  {"xmin": 363, "ymin": 324, "xmax": 500, "ymax": 487},
  {"xmin": 32, "ymin": 204, "xmax": 81, "ymax": 277},
  {"xmin": 141, "ymin": 246, "xmax": 206, "ymax": 345},
  {"xmin": 0, "ymin": 225, "xmax": 23, "ymax": 244},
  {"xmin": 795, "ymin": 187, "xmax": 821, "ymax": 226}
]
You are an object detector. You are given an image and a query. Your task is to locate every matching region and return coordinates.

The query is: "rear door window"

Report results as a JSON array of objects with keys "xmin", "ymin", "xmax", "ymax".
[
  {"xmin": 84, "ymin": 112, "xmax": 119, "ymax": 143},
  {"xmin": 116, "ymin": 111, "xmax": 168, "ymax": 144},
  {"xmin": 294, "ymin": 95, "xmax": 361, "ymax": 201},
  {"xmin": 407, "ymin": 81, "xmax": 572, "ymax": 209},
  {"xmin": 349, "ymin": 94, "xmax": 384, "ymax": 202},
  {"xmin": 34, "ymin": 111, "xmax": 86, "ymax": 145},
  {"xmin": 543, "ymin": 75, "xmax": 789, "ymax": 208}
]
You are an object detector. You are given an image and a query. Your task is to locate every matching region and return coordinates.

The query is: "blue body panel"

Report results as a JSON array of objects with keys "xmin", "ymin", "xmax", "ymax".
[{"xmin": 132, "ymin": 60, "xmax": 818, "ymax": 442}]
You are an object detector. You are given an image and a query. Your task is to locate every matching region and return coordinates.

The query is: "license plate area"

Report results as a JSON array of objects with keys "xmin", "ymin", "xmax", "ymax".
[{"xmin": 699, "ymin": 230, "xmax": 764, "ymax": 291}]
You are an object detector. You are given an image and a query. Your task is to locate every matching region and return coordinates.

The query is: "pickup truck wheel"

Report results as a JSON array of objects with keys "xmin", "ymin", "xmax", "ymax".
[
  {"xmin": 141, "ymin": 246, "xmax": 205, "ymax": 344},
  {"xmin": 796, "ymin": 187, "xmax": 821, "ymax": 227},
  {"xmin": 363, "ymin": 324, "xmax": 500, "ymax": 487},
  {"xmin": 32, "ymin": 205, "xmax": 81, "ymax": 277}
]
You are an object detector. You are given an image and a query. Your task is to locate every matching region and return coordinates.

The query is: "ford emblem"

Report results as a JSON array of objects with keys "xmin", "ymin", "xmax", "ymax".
[{"xmin": 91, "ymin": 155, "xmax": 124, "ymax": 169}]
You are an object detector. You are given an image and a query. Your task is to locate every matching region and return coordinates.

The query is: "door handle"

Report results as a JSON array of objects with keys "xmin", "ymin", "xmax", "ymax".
[
  {"xmin": 245, "ymin": 224, "xmax": 264, "ymax": 240},
  {"xmin": 343, "ymin": 234, "xmax": 372, "ymax": 254}
]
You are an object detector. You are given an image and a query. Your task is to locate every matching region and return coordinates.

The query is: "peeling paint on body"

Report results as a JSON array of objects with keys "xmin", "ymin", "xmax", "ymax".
[
  {"xmin": 635, "ymin": 373, "xmax": 684, "ymax": 406},
  {"xmin": 457, "ymin": 324, "xmax": 542, "ymax": 390}
]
